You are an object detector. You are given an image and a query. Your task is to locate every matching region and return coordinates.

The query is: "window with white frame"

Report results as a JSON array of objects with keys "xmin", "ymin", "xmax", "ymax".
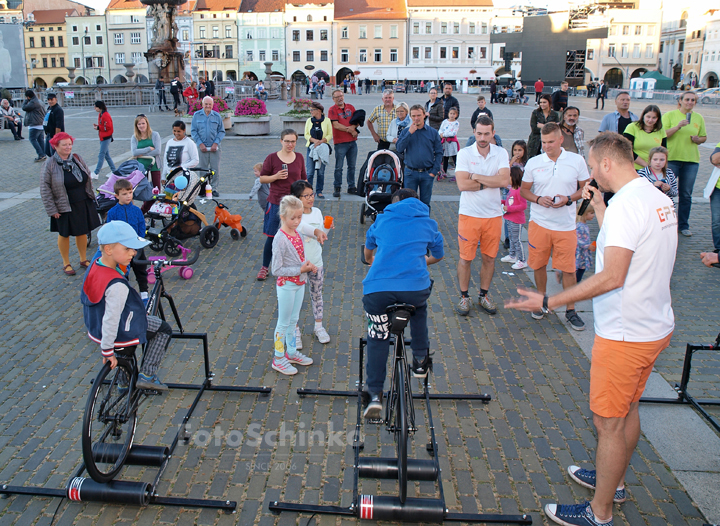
[
  {"xmin": 96, "ymin": 56, "xmax": 103, "ymax": 68},
  {"xmin": 74, "ymin": 57, "xmax": 80, "ymax": 67},
  {"xmin": 131, "ymin": 32, "xmax": 141, "ymax": 44},
  {"xmin": 374, "ymin": 48, "xmax": 382, "ymax": 62},
  {"xmin": 183, "ymin": 29, "xmax": 189, "ymax": 41},
  {"xmin": 292, "ymin": 30, "xmax": 299, "ymax": 41},
  {"xmin": 481, "ymin": 22, "xmax": 487, "ymax": 34},
  {"xmin": 225, "ymin": 26, "xmax": 231, "ymax": 38},
  {"xmin": 306, "ymin": 30, "xmax": 313, "ymax": 41},
  {"xmin": 480, "ymin": 46, "xmax": 486, "ymax": 59},
  {"xmin": 425, "ymin": 46, "xmax": 431, "ymax": 59},
  {"xmin": 425, "ymin": 22, "xmax": 431, "ymax": 34},
  {"xmin": 453, "ymin": 22, "xmax": 459, "ymax": 34},
  {"xmin": 622, "ymin": 25, "xmax": 629, "ymax": 35},
  {"xmin": 635, "ymin": 25, "xmax": 642, "ymax": 35},
  {"xmin": 293, "ymin": 51, "xmax": 300, "ymax": 62},
  {"xmin": 469, "ymin": 22, "xmax": 475, "ymax": 34},
  {"xmin": 359, "ymin": 48, "xmax": 367, "ymax": 62},
  {"xmin": 359, "ymin": 25, "xmax": 367, "ymax": 38},
  {"xmin": 608, "ymin": 44, "xmax": 615, "ymax": 57},
  {"xmin": 695, "ymin": 51, "xmax": 699, "ymax": 63},
  {"xmin": 259, "ymin": 50, "xmax": 265, "ymax": 61},
  {"xmin": 587, "ymin": 49, "xmax": 594, "ymax": 60},
  {"xmin": 609, "ymin": 26, "xmax": 616, "ymax": 36},
  {"xmin": 72, "ymin": 36, "xmax": 79, "ymax": 46},
  {"xmin": 390, "ymin": 48, "xmax": 398, "ymax": 62},
  {"xmin": 645, "ymin": 44, "xmax": 653, "ymax": 58},
  {"xmin": 96, "ymin": 25, "xmax": 101, "ymax": 31},
  {"xmin": 131, "ymin": 15, "xmax": 140, "ymax": 23},
  {"xmin": 272, "ymin": 50, "xmax": 279, "ymax": 61},
  {"xmin": 341, "ymin": 26, "xmax": 348, "ymax": 39},
  {"xmin": 413, "ymin": 22, "xmax": 419, "ymax": 34},
  {"xmin": 247, "ymin": 50, "xmax": 253, "ymax": 61},
  {"xmin": 412, "ymin": 46, "xmax": 419, "ymax": 59},
  {"xmin": 320, "ymin": 30, "xmax": 328, "ymax": 40},
  {"xmin": 212, "ymin": 26, "xmax": 218, "ymax": 38},
  {"xmin": 633, "ymin": 44, "xmax": 640, "ymax": 58},
  {"xmin": 199, "ymin": 27, "xmax": 205, "ymax": 38},
  {"xmin": 321, "ymin": 50, "xmax": 327, "ymax": 61},
  {"xmin": 621, "ymin": 44, "xmax": 628, "ymax": 58},
  {"xmin": 114, "ymin": 33, "xmax": 124, "ymax": 44},
  {"xmin": 374, "ymin": 25, "xmax": 382, "ymax": 38},
  {"xmin": 441, "ymin": 22, "xmax": 447, "ymax": 34},
  {"xmin": 131, "ymin": 52, "xmax": 143, "ymax": 63},
  {"xmin": 468, "ymin": 46, "xmax": 474, "ymax": 59},
  {"xmin": 440, "ymin": 47, "xmax": 447, "ymax": 59},
  {"xmin": 341, "ymin": 49, "xmax": 348, "ymax": 62},
  {"xmin": 712, "ymin": 51, "xmax": 716, "ymax": 61},
  {"xmin": 390, "ymin": 25, "xmax": 397, "ymax": 38},
  {"xmin": 115, "ymin": 52, "xmax": 125, "ymax": 64},
  {"xmin": 307, "ymin": 50, "xmax": 314, "ymax": 61},
  {"xmin": 687, "ymin": 52, "xmax": 691, "ymax": 64},
  {"xmin": 96, "ymin": 36, "xmax": 103, "ymax": 45},
  {"xmin": 452, "ymin": 46, "xmax": 459, "ymax": 59},
  {"xmin": 307, "ymin": 15, "xmax": 312, "ymax": 22}
]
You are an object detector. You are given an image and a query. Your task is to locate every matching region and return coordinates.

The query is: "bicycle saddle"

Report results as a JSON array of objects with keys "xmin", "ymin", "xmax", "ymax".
[{"xmin": 386, "ymin": 303, "xmax": 416, "ymax": 334}]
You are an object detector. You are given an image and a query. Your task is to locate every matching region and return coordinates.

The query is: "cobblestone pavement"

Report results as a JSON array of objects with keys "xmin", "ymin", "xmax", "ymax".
[{"xmin": 0, "ymin": 92, "xmax": 718, "ymax": 525}]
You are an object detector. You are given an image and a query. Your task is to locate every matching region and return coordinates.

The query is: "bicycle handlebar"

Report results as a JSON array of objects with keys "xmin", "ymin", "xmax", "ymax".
[
  {"xmin": 360, "ymin": 244, "xmax": 370, "ymax": 265},
  {"xmin": 133, "ymin": 247, "xmax": 200, "ymax": 267}
]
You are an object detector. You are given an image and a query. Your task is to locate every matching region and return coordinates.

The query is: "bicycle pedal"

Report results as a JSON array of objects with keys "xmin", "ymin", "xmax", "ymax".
[
  {"xmin": 139, "ymin": 388, "xmax": 162, "ymax": 395},
  {"xmin": 367, "ymin": 418, "xmax": 384, "ymax": 425}
]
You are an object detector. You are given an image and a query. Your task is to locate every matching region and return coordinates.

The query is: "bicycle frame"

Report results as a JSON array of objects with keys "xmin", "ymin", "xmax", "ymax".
[{"xmin": 385, "ymin": 336, "xmax": 416, "ymax": 435}]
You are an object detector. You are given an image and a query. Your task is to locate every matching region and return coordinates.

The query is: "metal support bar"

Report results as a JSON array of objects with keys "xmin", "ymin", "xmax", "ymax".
[
  {"xmin": 444, "ymin": 512, "xmax": 533, "ymax": 524},
  {"xmin": 297, "ymin": 388, "xmax": 491, "ymax": 402},
  {"xmin": 150, "ymin": 495, "xmax": 236, "ymax": 511}
]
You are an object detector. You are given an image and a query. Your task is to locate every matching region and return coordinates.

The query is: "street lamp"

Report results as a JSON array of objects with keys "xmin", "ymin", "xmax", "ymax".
[{"xmin": 81, "ymin": 27, "xmax": 87, "ymax": 84}]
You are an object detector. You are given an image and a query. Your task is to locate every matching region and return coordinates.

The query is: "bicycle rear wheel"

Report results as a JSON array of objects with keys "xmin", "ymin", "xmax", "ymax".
[
  {"xmin": 82, "ymin": 362, "xmax": 137, "ymax": 483},
  {"xmin": 395, "ymin": 359, "xmax": 409, "ymax": 503}
]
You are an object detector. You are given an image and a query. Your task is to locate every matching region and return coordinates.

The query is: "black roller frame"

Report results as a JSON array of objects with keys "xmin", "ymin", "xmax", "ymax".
[
  {"xmin": 1, "ymin": 288, "xmax": 270, "ymax": 513},
  {"xmin": 640, "ymin": 339, "xmax": 720, "ymax": 433},
  {"xmin": 269, "ymin": 337, "xmax": 532, "ymax": 524}
]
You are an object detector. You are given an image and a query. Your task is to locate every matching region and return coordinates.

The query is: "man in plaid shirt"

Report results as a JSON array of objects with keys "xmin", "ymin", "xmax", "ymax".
[
  {"xmin": 367, "ymin": 89, "xmax": 397, "ymax": 151},
  {"xmin": 560, "ymin": 106, "xmax": 585, "ymax": 160}
]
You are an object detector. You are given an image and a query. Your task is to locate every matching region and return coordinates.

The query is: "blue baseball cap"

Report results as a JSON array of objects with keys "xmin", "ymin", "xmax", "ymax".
[{"xmin": 98, "ymin": 221, "xmax": 150, "ymax": 249}]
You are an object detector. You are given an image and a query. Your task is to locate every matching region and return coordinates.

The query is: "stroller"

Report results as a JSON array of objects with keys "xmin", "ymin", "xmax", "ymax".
[
  {"xmin": 95, "ymin": 161, "xmax": 155, "ymax": 221},
  {"xmin": 145, "ymin": 166, "xmax": 219, "ymax": 256},
  {"xmin": 358, "ymin": 149, "xmax": 403, "ymax": 224}
]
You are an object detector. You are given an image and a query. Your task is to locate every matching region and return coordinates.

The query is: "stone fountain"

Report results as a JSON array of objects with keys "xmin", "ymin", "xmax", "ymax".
[{"xmin": 143, "ymin": 0, "xmax": 186, "ymax": 82}]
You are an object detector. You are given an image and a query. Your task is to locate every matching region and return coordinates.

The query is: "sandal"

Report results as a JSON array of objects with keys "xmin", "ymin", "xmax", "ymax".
[
  {"xmin": 80, "ymin": 259, "xmax": 91, "ymax": 268},
  {"xmin": 63, "ymin": 264, "xmax": 76, "ymax": 276},
  {"xmin": 316, "ymin": 192, "xmax": 325, "ymax": 199}
]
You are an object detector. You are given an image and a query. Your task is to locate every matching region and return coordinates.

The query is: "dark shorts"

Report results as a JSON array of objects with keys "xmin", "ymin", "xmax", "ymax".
[{"xmin": 262, "ymin": 202, "xmax": 281, "ymax": 237}]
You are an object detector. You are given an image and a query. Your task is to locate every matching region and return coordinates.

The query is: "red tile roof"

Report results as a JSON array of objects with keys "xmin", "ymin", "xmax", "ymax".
[
  {"xmin": 240, "ymin": 0, "xmax": 284, "ymax": 12},
  {"xmin": 335, "ymin": 0, "xmax": 407, "ymax": 20},
  {"xmin": 195, "ymin": 0, "xmax": 242, "ymax": 11},
  {"xmin": 30, "ymin": 8, "xmax": 78, "ymax": 24},
  {"xmin": 106, "ymin": 0, "xmax": 145, "ymax": 9}
]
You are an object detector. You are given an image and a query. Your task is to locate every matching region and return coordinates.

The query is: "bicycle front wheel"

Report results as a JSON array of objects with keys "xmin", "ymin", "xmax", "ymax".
[
  {"xmin": 395, "ymin": 359, "xmax": 409, "ymax": 503},
  {"xmin": 81, "ymin": 362, "xmax": 137, "ymax": 483}
]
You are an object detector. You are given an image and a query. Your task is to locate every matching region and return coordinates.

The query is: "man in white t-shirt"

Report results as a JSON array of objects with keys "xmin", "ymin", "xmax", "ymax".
[
  {"xmin": 506, "ymin": 132, "xmax": 677, "ymax": 526},
  {"xmin": 454, "ymin": 116, "xmax": 510, "ymax": 316},
  {"xmin": 520, "ymin": 122, "xmax": 589, "ymax": 330}
]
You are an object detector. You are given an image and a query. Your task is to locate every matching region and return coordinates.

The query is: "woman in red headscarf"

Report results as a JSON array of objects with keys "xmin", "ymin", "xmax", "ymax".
[{"xmin": 40, "ymin": 132, "xmax": 101, "ymax": 275}]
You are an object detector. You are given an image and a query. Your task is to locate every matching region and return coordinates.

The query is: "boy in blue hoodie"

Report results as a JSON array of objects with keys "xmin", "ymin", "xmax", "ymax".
[
  {"xmin": 81, "ymin": 221, "xmax": 172, "ymax": 391},
  {"xmin": 105, "ymin": 178, "xmax": 149, "ymax": 302},
  {"xmin": 361, "ymin": 189, "xmax": 444, "ymax": 419}
]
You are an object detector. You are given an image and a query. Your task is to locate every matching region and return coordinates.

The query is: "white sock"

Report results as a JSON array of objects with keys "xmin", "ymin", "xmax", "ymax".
[
  {"xmin": 315, "ymin": 321, "xmax": 323, "ymax": 330},
  {"xmin": 141, "ymin": 292, "xmax": 148, "ymax": 300}
]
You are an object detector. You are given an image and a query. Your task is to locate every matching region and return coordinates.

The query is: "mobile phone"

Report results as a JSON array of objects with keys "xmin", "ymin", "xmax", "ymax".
[{"xmin": 282, "ymin": 163, "xmax": 288, "ymax": 171}]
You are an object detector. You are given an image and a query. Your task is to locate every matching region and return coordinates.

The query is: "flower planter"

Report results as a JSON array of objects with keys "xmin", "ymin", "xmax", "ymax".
[
  {"xmin": 181, "ymin": 116, "xmax": 193, "ymax": 134},
  {"xmin": 230, "ymin": 115, "xmax": 272, "ymax": 136},
  {"xmin": 280, "ymin": 115, "xmax": 309, "ymax": 135},
  {"xmin": 222, "ymin": 114, "xmax": 233, "ymax": 130}
]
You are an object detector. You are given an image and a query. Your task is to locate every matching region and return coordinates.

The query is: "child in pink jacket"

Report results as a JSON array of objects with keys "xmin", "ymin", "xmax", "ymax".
[{"xmin": 501, "ymin": 166, "xmax": 527, "ymax": 270}]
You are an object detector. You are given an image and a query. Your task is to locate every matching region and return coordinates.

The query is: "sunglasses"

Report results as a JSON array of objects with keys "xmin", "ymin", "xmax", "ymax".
[{"xmin": 136, "ymin": 113, "xmax": 146, "ymax": 118}]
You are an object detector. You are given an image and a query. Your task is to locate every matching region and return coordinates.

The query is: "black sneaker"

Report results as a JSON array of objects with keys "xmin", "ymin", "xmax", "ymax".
[
  {"xmin": 333, "ymin": 187, "xmax": 341, "ymax": 198},
  {"xmin": 347, "ymin": 187, "xmax": 357, "ymax": 195},
  {"xmin": 363, "ymin": 391, "xmax": 382, "ymax": 419},
  {"xmin": 212, "ymin": 190, "xmax": 220, "ymax": 197},
  {"xmin": 565, "ymin": 309, "xmax": 585, "ymax": 331},
  {"xmin": 412, "ymin": 355, "xmax": 432, "ymax": 378}
]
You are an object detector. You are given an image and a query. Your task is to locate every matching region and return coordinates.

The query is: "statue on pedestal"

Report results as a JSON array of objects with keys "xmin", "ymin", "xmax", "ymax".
[{"xmin": 142, "ymin": 0, "xmax": 186, "ymax": 82}]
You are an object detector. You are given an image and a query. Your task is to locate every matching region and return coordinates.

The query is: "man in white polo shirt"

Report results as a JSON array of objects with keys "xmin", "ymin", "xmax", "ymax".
[
  {"xmin": 520, "ymin": 122, "xmax": 589, "ymax": 330},
  {"xmin": 454, "ymin": 116, "xmax": 510, "ymax": 316},
  {"xmin": 506, "ymin": 132, "xmax": 677, "ymax": 526}
]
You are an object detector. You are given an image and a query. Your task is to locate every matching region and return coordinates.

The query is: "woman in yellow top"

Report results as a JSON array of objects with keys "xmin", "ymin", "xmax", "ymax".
[
  {"xmin": 622, "ymin": 105, "xmax": 667, "ymax": 170},
  {"xmin": 304, "ymin": 101, "xmax": 333, "ymax": 199},
  {"xmin": 661, "ymin": 91, "xmax": 707, "ymax": 236}
]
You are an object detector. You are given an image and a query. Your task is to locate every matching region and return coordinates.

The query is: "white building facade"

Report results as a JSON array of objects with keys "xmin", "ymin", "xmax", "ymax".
[
  {"xmin": 489, "ymin": 8, "xmax": 524, "ymax": 81},
  {"xmin": 67, "ymin": 14, "xmax": 110, "ymax": 84},
  {"xmin": 407, "ymin": 0, "xmax": 496, "ymax": 88},
  {"xmin": 700, "ymin": 17, "xmax": 720, "ymax": 88},
  {"xmin": 284, "ymin": 1, "xmax": 332, "ymax": 82},
  {"xmin": 106, "ymin": 1, "xmax": 150, "ymax": 83},
  {"xmin": 658, "ymin": 6, "xmax": 686, "ymax": 86},
  {"xmin": 238, "ymin": 0, "xmax": 286, "ymax": 81}
]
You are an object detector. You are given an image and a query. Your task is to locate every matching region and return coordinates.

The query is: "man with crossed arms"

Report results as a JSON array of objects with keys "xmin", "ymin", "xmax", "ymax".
[{"xmin": 507, "ymin": 132, "xmax": 677, "ymax": 526}]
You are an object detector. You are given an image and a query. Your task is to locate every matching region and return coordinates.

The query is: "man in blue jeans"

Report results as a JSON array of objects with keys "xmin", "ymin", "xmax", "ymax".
[
  {"xmin": 396, "ymin": 105, "xmax": 442, "ymax": 211},
  {"xmin": 328, "ymin": 90, "xmax": 358, "ymax": 197},
  {"xmin": 362, "ymin": 188, "xmax": 444, "ymax": 419}
]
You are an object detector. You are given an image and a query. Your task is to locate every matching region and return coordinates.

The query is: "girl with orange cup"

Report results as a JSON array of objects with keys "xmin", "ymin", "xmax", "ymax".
[{"xmin": 291, "ymin": 180, "xmax": 331, "ymax": 345}]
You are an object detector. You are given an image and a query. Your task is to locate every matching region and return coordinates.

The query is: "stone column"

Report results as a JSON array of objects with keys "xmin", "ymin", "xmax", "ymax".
[
  {"xmin": 66, "ymin": 67, "xmax": 76, "ymax": 84},
  {"xmin": 123, "ymin": 63, "xmax": 137, "ymax": 84},
  {"xmin": 264, "ymin": 62, "xmax": 273, "ymax": 81}
]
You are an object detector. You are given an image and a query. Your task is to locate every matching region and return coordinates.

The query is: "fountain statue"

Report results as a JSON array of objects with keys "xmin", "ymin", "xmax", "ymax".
[{"xmin": 142, "ymin": 0, "xmax": 185, "ymax": 82}]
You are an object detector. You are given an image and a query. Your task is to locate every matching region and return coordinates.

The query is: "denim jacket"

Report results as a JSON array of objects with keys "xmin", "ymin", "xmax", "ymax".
[{"xmin": 190, "ymin": 109, "xmax": 225, "ymax": 147}]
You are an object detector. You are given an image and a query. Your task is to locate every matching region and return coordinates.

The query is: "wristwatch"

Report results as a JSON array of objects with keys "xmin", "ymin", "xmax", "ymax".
[
  {"xmin": 541, "ymin": 295, "xmax": 550, "ymax": 314},
  {"xmin": 565, "ymin": 196, "xmax": 573, "ymax": 206}
]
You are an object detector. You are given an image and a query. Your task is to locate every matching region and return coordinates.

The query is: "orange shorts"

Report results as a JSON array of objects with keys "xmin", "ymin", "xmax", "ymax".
[
  {"xmin": 458, "ymin": 215, "xmax": 502, "ymax": 260},
  {"xmin": 527, "ymin": 221, "xmax": 577, "ymax": 273},
  {"xmin": 590, "ymin": 333, "xmax": 673, "ymax": 418}
]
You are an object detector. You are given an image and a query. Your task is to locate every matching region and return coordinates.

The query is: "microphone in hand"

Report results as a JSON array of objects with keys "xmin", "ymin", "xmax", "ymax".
[{"xmin": 578, "ymin": 179, "xmax": 599, "ymax": 216}]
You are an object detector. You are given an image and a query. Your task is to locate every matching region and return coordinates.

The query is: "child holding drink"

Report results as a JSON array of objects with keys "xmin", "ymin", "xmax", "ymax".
[{"xmin": 291, "ymin": 180, "xmax": 331, "ymax": 345}]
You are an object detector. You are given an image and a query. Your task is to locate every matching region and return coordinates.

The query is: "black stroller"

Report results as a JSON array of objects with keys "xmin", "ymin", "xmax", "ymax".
[
  {"xmin": 357, "ymin": 149, "xmax": 403, "ymax": 224},
  {"xmin": 145, "ymin": 167, "xmax": 219, "ymax": 256}
]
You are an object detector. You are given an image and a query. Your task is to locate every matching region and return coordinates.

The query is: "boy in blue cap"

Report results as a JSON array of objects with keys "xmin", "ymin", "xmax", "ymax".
[{"xmin": 81, "ymin": 221, "xmax": 172, "ymax": 391}]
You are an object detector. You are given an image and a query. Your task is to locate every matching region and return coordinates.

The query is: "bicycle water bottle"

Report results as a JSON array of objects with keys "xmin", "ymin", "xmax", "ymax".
[{"xmin": 205, "ymin": 183, "xmax": 213, "ymax": 199}]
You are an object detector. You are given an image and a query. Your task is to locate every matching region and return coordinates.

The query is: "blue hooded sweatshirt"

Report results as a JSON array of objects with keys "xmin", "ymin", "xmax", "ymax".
[{"xmin": 363, "ymin": 198, "xmax": 444, "ymax": 295}]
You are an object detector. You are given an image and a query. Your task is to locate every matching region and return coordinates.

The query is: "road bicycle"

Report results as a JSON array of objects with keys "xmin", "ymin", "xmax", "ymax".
[{"xmin": 81, "ymin": 249, "xmax": 198, "ymax": 483}]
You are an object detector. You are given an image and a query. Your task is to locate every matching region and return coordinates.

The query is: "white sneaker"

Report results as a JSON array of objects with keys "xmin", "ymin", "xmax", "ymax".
[
  {"xmin": 500, "ymin": 255, "xmax": 517, "ymax": 263},
  {"xmin": 314, "ymin": 325, "xmax": 330, "ymax": 344},
  {"xmin": 285, "ymin": 350, "xmax": 313, "ymax": 366},
  {"xmin": 272, "ymin": 356, "xmax": 298, "ymax": 375},
  {"xmin": 294, "ymin": 325, "xmax": 303, "ymax": 350},
  {"xmin": 90, "ymin": 171, "xmax": 99, "ymax": 180},
  {"xmin": 511, "ymin": 260, "xmax": 528, "ymax": 270}
]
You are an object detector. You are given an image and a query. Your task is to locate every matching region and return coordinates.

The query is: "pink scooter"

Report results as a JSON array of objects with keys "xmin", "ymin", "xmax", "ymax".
[{"xmin": 147, "ymin": 244, "xmax": 194, "ymax": 283}]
